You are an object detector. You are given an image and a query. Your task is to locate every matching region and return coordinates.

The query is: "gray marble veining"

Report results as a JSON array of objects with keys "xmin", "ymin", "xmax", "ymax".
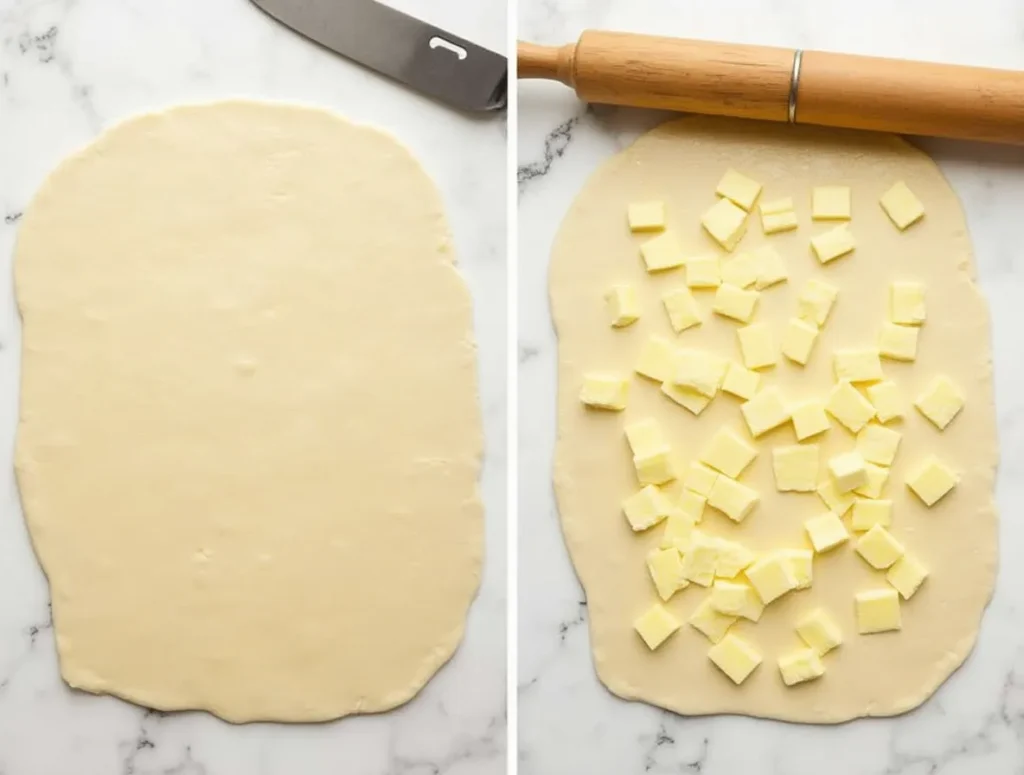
[
  {"xmin": 0, "ymin": 1, "xmax": 506, "ymax": 773},
  {"xmin": 518, "ymin": 2, "xmax": 1024, "ymax": 773}
]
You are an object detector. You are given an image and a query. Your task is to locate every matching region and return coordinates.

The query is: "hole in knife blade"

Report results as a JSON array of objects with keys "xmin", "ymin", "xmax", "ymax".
[{"xmin": 429, "ymin": 36, "xmax": 467, "ymax": 61}]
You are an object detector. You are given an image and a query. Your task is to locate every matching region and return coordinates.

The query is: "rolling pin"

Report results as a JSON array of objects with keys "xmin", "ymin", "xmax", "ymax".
[{"xmin": 518, "ymin": 31, "xmax": 1024, "ymax": 145}]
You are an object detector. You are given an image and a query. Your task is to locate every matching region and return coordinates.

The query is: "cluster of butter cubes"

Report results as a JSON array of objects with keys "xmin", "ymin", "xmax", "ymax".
[{"xmin": 589, "ymin": 174, "xmax": 962, "ymax": 689}]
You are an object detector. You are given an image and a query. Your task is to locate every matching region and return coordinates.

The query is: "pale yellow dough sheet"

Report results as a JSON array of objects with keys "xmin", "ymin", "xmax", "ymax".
[
  {"xmin": 14, "ymin": 102, "xmax": 483, "ymax": 723},
  {"xmin": 550, "ymin": 117, "xmax": 997, "ymax": 723}
]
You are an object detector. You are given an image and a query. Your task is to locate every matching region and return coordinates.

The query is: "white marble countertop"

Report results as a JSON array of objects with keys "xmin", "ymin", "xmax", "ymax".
[
  {"xmin": 518, "ymin": 2, "xmax": 1024, "ymax": 773},
  {"xmin": 0, "ymin": 1, "xmax": 506, "ymax": 773}
]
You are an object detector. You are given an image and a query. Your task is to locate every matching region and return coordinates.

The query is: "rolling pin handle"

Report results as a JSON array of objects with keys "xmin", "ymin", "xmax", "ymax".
[{"xmin": 518, "ymin": 41, "xmax": 576, "ymax": 85}]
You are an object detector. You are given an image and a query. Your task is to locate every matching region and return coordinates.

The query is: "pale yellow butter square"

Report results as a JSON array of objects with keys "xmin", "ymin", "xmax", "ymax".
[
  {"xmin": 812, "ymin": 185, "xmax": 851, "ymax": 220},
  {"xmin": 579, "ymin": 374, "xmax": 630, "ymax": 411},
  {"xmin": 605, "ymin": 284, "xmax": 640, "ymax": 327},
  {"xmin": 707, "ymin": 633, "xmax": 762, "ymax": 684},
  {"xmin": 661, "ymin": 287, "xmax": 703, "ymax": 333},
  {"xmin": 856, "ymin": 589, "xmax": 901, "ymax": 634},
  {"xmin": 716, "ymin": 169, "xmax": 762, "ymax": 210},
  {"xmin": 880, "ymin": 181, "xmax": 924, "ymax": 230},
  {"xmin": 634, "ymin": 603, "xmax": 681, "ymax": 649},
  {"xmin": 782, "ymin": 317, "xmax": 819, "ymax": 365},
  {"xmin": 741, "ymin": 387, "xmax": 791, "ymax": 438},
  {"xmin": 628, "ymin": 200, "xmax": 667, "ymax": 232},
  {"xmin": 737, "ymin": 322, "xmax": 777, "ymax": 370},
  {"xmin": 702, "ymin": 197, "xmax": 749, "ymax": 252},
  {"xmin": 640, "ymin": 231, "xmax": 686, "ymax": 272},
  {"xmin": 772, "ymin": 444, "xmax": 819, "ymax": 492}
]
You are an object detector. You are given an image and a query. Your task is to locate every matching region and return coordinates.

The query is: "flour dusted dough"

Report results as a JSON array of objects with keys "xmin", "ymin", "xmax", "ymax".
[
  {"xmin": 551, "ymin": 118, "xmax": 997, "ymax": 722},
  {"xmin": 14, "ymin": 102, "xmax": 483, "ymax": 723}
]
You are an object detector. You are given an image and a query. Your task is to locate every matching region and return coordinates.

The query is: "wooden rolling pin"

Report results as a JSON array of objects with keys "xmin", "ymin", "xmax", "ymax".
[{"xmin": 518, "ymin": 31, "xmax": 1024, "ymax": 145}]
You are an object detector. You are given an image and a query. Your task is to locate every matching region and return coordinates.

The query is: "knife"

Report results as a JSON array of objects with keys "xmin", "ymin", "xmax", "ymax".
[{"xmin": 249, "ymin": 0, "xmax": 507, "ymax": 112}]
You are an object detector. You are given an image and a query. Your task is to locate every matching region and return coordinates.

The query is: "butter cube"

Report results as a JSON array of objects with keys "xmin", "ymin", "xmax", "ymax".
[
  {"xmin": 625, "ymin": 419, "xmax": 667, "ymax": 457},
  {"xmin": 662, "ymin": 381, "xmax": 713, "ymax": 416},
  {"xmin": 915, "ymin": 376, "xmax": 965, "ymax": 430},
  {"xmin": 856, "ymin": 424, "xmax": 901, "ymax": 466},
  {"xmin": 634, "ymin": 448, "xmax": 677, "ymax": 486},
  {"xmin": 689, "ymin": 596, "xmax": 739, "ymax": 643},
  {"xmin": 772, "ymin": 444, "xmax": 819, "ymax": 492},
  {"xmin": 661, "ymin": 287, "xmax": 703, "ymax": 333},
  {"xmin": 702, "ymin": 197, "xmax": 749, "ymax": 252},
  {"xmin": 634, "ymin": 603, "xmax": 681, "ymax": 650},
  {"xmin": 890, "ymin": 281, "xmax": 926, "ymax": 326},
  {"xmin": 683, "ymin": 462, "xmax": 719, "ymax": 497},
  {"xmin": 810, "ymin": 225, "xmax": 855, "ymax": 264},
  {"xmin": 708, "ymin": 634, "xmax": 763, "ymax": 685},
  {"xmin": 678, "ymin": 489, "xmax": 707, "ymax": 522},
  {"xmin": 605, "ymin": 285, "xmax": 641, "ymax": 327},
  {"xmin": 804, "ymin": 511, "xmax": 849, "ymax": 553},
  {"xmin": 699, "ymin": 428, "xmax": 758, "ymax": 478},
  {"xmin": 879, "ymin": 323, "xmax": 919, "ymax": 362},
  {"xmin": 711, "ymin": 580, "xmax": 764, "ymax": 621},
  {"xmin": 851, "ymin": 499, "xmax": 892, "ymax": 531},
  {"xmin": 796, "ymin": 608, "xmax": 843, "ymax": 655},
  {"xmin": 826, "ymin": 381, "xmax": 876, "ymax": 432},
  {"xmin": 854, "ymin": 462, "xmax": 889, "ymax": 499},
  {"xmin": 714, "ymin": 539, "xmax": 756, "ymax": 579},
  {"xmin": 647, "ymin": 547, "xmax": 687, "ymax": 601},
  {"xmin": 737, "ymin": 323, "xmax": 777, "ymax": 370},
  {"xmin": 686, "ymin": 254, "xmax": 722, "ymax": 288},
  {"xmin": 680, "ymin": 531, "xmax": 720, "ymax": 587},
  {"xmin": 722, "ymin": 361, "xmax": 761, "ymax": 400},
  {"xmin": 812, "ymin": 185, "xmax": 851, "ymax": 220},
  {"xmin": 640, "ymin": 231, "xmax": 686, "ymax": 272},
  {"xmin": 746, "ymin": 554, "xmax": 799, "ymax": 604},
  {"xmin": 707, "ymin": 475, "xmax": 760, "ymax": 523},
  {"xmin": 887, "ymin": 554, "xmax": 929, "ymax": 599},
  {"xmin": 781, "ymin": 548, "xmax": 814, "ymax": 590},
  {"xmin": 716, "ymin": 169, "xmax": 762, "ymax": 210},
  {"xmin": 660, "ymin": 511, "xmax": 699, "ymax": 552},
  {"xmin": 782, "ymin": 318, "xmax": 819, "ymax": 365},
  {"xmin": 797, "ymin": 279, "xmax": 839, "ymax": 327},
  {"xmin": 760, "ymin": 197, "xmax": 794, "ymax": 215},
  {"xmin": 906, "ymin": 456, "xmax": 958, "ymax": 506},
  {"xmin": 829, "ymin": 450, "xmax": 868, "ymax": 493},
  {"xmin": 880, "ymin": 181, "xmax": 924, "ymax": 230},
  {"xmin": 762, "ymin": 210, "xmax": 799, "ymax": 235},
  {"xmin": 855, "ymin": 588, "xmax": 902, "ymax": 634},
  {"xmin": 752, "ymin": 246, "xmax": 788, "ymax": 290},
  {"xmin": 579, "ymin": 374, "xmax": 630, "ymax": 411},
  {"xmin": 816, "ymin": 479, "xmax": 856, "ymax": 516},
  {"xmin": 673, "ymin": 349, "xmax": 728, "ymax": 398},
  {"xmin": 741, "ymin": 387, "xmax": 791, "ymax": 437},
  {"xmin": 867, "ymin": 380, "xmax": 905, "ymax": 423},
  {"xmin": 779, "ymin": 648, "xmax": 826, "ymax": 687},
  {"xmin": 856, "ymin": 524, "xmax": 905, "ymax": 569},
  {"xmin": 635, "ymin": 336, "xmax": 677, "ymax": 382},
  {"xmin": 721, "ymin": 252, "xmax": 759, "ymax": 289},
  {"xmin": 713, "ymin": 283, "xmax": 760, "ymax": 323},
  {"xmin": 791, "ymin": 400, "xmax": 831, "ymax": 441},
  {"xmin": 622, "ymin": 485, "xmax": 675, "ymax": 531},
  {"xmin": 627, "ymin": 200, "xmax": 666, "ymax": 232},
  {"xmin": 834, "ymin": 349, "xmax": 883, "ymax": 383}
]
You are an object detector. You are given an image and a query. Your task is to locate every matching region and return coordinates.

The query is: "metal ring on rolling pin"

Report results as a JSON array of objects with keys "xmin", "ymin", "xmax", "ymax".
[{"xmin": 788, "ymin": 49, "xmax": 803, "ymax": 123}]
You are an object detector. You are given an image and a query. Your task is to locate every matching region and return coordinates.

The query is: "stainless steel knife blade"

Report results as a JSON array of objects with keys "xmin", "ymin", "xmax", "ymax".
[{"xmin": 249, "ymin": 0, "xmax": 507, "ymax": 112}]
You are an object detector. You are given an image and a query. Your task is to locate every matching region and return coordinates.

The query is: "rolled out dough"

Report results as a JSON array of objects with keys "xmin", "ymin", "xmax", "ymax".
[
  {"xmin": 550, "ymin": 117, "xmax": 997, "ymax": 722},
  {"xmin": 15, "ymin": 102, "xmax": 483, "ymax": 723}
]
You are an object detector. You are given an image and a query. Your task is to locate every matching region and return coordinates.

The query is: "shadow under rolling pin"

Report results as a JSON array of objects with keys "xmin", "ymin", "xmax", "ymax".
[{"xmin": 519, "ymin": 32, "xmax": 1024, "ymax": 145}]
